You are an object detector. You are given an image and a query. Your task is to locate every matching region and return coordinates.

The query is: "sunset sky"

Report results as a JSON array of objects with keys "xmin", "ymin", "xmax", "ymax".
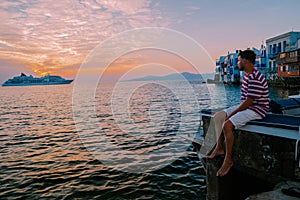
[{"xmin": 1, "ymin": 0, "xmax": 300, "ymax": 83}]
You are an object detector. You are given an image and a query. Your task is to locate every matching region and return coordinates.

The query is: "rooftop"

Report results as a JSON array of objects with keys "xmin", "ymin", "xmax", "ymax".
[{"xmin": 266, "ymin": 31, "xmax": 300, "ymax": 43}]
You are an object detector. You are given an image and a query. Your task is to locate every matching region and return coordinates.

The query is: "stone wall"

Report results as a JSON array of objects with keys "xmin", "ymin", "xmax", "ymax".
[{"xmin": 202, "ymin": 115, "xmax": 300, "ymax": 184}]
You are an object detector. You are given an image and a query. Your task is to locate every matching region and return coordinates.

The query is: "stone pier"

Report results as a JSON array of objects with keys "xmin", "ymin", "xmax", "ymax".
[{"xmin": 200, "ymin": 114, "xmax": 300, "ymax": 199}]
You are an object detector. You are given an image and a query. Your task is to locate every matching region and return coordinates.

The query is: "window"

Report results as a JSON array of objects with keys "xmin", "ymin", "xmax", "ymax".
[
  {"xmin": 280, "ymin": 66, "xmax": 286, "ymax": 72},
  {"xmin": 290, "ymin": 51, "xmax": 296, "ymax": 58},
  {"xmin": 278, "ymin": 42, "xmax": 281, "ymax": 53},
  {"xmin": 269, "ymin": 45, "xmax": 272, "ymax": 54},
  {"xmin": 282, "ymin": 66, "xmax": 286, "ymax": 72},
  {"xmin": 280, "ymin": 53, "xmax": 286, "ymax": 58},
  {"xmin": 283, "ymin": 41, "xmax": 287, "ymax": 51}
]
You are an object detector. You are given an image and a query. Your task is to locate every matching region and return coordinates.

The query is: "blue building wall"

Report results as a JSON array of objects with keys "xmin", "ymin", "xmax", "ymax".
[
  {"xmin": 214, "ymin": 32, "xmax": 300, "ymax": 83},
  {"xmin": 214, "ymin": 46, "xmax": 268, "ymax": 83}
]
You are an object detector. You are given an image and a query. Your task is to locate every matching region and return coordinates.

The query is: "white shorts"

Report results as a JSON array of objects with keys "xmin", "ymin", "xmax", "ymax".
[{"xmin": 224, "ymin": 104, "xmax": 262, "ymax": 129}]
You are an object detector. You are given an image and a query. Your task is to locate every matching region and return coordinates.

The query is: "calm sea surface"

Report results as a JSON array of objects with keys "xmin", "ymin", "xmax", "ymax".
[{"xmin": 0, "ymin": 80, "xmax": 299, "ymax": 199}]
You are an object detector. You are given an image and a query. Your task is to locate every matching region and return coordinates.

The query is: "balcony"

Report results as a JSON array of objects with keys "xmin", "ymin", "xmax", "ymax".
[
  {"xmin": 278, "ymin": 65, "xmax": 300, "ymax": 77},
  {"xmin": 276, "ymin": 51, "xmax": 300, "ymax": 65},
  {"xmin": 277, "ymin": 56, "xmax": 300, "ymax": 64},
  {"xmin": 278, "ymin": 71, "xmax": 300, "ymax": 77},
  {"xmin": 268, "ymin": 53, "xmax": 279, "ymax": 59}
]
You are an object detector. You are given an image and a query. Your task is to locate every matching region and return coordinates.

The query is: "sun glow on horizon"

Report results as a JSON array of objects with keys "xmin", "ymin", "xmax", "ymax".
[
  {"xmin": 0, "ymin": 0, "xmax": 169, "ymax": 78},
  {"xmin": 1, "ymin": 0, "xmax": 300, "ymax": 83}
]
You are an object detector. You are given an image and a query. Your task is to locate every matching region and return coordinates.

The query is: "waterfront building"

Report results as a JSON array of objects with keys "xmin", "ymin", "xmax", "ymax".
[
  {"xmin": 254, "ymin": 44, "xmax": 268, "ymax": 77},
  {"xmin": 210, "ymin": 31, "xmax": 300, "ymax": 86},
  {"xmin": 214, "ymin": 47, "xmax": 266, "ymax": 84},
  {"xmin": 266, "ymin": 31, "xmax": 300, "ymax": 80},
  {"xmin": 215, "ymin": 51, "xmax": 240, "ymax": 84},
  {"xmin": 277, "ymin": 48, "xmax": 300, "ymax": 78}
]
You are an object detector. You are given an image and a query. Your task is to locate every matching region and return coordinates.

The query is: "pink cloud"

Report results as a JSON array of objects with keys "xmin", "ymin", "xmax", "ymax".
[{"xmin": 0, "ymin": 0, "xmax": 168, "ymax": 76}]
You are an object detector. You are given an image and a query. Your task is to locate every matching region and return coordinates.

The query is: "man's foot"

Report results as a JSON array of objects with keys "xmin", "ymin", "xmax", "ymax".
[
  {"xmin": 216, "ymin": 161, "xmax": 233, "ymax": 177},
  {"xmin": 206, "ymin": 148, "xmax": 225, "ymax": 159}
]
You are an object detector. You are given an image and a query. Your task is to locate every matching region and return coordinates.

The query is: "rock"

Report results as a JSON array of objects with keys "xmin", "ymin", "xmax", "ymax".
[{"xmin": 246, "ymin": 181, "xmax": 300, "ymax": 200}]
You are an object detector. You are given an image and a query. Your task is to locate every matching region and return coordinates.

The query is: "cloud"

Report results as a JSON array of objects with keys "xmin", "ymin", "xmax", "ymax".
[
  {"xmin": 0, "ymin": 0, "xmax": 168, "ymax": 76},
  {"xmin": 0, "ymin": 60, "xmax": 28, "ymax": 84},
  {"xmin": 186, "ymin": 5, "xmax": 200, "ymax": 10},
  {"xmin": 185, "ymin": 6, "xmax": 200, "ymax": 16}
]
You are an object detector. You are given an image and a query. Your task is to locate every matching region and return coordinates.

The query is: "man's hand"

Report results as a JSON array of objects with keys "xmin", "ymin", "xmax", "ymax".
[
  {"xmin": 225, "ymin": 115, "xmax": 232, "ymax": 121},
  {"xmin": 226, "ymin": 98, "xmax": 254, "ymax": 121}
]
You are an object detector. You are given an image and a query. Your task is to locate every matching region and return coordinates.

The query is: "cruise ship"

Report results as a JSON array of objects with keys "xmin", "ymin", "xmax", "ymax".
[{"xmin": 1, "ymin": 73, "xmax": 73, "ymax": 86}]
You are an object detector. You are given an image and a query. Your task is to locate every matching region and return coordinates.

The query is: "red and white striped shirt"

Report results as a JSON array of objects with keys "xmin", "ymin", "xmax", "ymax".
[{"xmin": 241, "ymin": 70, "xmax": 269, "ymax": 118}]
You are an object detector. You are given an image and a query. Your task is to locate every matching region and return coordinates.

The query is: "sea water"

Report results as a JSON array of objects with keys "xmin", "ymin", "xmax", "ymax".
[{"xmin": 0, "ymin": 81, "xmax": 298, "ymax": 199}]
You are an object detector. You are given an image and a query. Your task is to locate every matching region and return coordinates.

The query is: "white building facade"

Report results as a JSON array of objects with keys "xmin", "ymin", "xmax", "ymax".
[{"xmin": 266, "ymin": 31, "xmax": 300, "ymax": 79}]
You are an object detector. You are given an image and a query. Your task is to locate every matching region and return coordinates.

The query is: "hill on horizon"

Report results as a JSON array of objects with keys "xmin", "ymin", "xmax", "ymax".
[{"xmin": 125, "ymin": 72, "xmax": 213, "ymax": 82}]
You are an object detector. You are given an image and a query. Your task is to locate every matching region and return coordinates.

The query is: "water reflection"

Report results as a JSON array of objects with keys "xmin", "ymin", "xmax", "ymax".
[{"xmin": 0, "ymin": 83, "xmax": 298, "ymax": 199}]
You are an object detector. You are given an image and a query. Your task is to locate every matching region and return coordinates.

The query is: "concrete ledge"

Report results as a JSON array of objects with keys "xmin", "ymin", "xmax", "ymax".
[{"xmin": 202, "ymin": 115, "xmax": 300, "ymax": 184}]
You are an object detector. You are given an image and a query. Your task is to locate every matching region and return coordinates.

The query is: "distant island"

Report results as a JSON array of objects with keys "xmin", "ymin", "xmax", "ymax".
[{"xmin": 125, "ymin": 72, "xmax": 209, "ymax": 83}]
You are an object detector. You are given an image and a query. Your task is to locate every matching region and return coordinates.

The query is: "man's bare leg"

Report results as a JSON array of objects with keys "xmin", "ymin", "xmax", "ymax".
[
  {"xmin": 216, "ymin": 120, "xmax": 234, "ymax": 176},
  {"xmin": 213, "ymin": 111, "xmax": 226, "ymax": 141},
  {"xmin": 206, "ymin": 111, "xmax": 226, "ymax": 158},
  {"xmin": 206, "ymin": 131, "xmax": 225, "ymax": 158}
]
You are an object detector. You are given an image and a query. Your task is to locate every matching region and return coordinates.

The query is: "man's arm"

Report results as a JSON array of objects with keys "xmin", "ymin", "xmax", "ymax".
[{"xmin": 225, "ymin": 98, "xmax": 254, "ymax": 121}]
